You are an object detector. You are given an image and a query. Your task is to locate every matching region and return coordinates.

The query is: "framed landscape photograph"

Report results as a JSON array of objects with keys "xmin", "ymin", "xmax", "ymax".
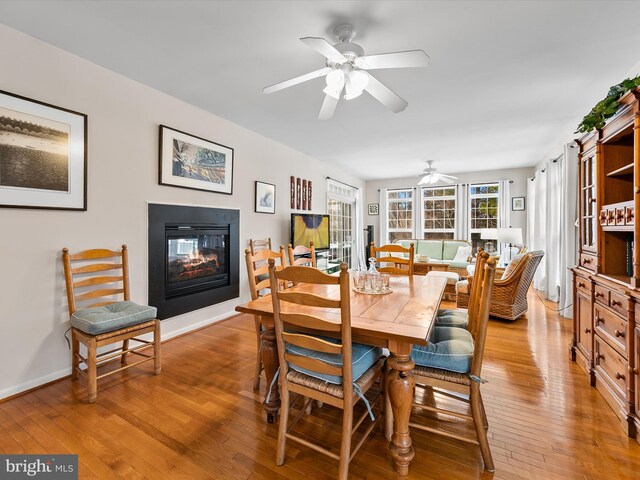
[
  {"xmin": 255, "ymin": 181, "xmax": 275, "ymax": 214},
  {"xmin": 0, "ymin": 89, "xmax": 87, "ymax": 210},
  {"xmin": 368, "ymin": 203, "xmax": 379, "ymax": 215},
  {"xmin": 512, "ymin": 196, "xmax": 525, "ymax": 211},
  {"xmin": 159, "ymin": 125, "xmax": 233, "ymax": 194}
]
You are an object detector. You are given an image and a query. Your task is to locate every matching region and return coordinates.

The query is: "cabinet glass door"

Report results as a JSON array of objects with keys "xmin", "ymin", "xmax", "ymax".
[{"xmin": 581, "ymin": 153, "xmax": 597, "ymax": 251}]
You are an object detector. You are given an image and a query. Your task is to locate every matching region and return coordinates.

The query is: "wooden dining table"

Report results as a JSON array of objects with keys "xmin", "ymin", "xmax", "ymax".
[{"xmin": 234, "ymin": 273, "xmax": 447, "ymax": 476}]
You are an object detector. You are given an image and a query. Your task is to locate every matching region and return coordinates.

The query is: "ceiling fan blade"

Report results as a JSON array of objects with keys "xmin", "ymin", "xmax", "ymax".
[
  {"xmin": 318, "ymin": 90, "xmax": 341, "ymax": 120},
  {"xmin": 300, "ymin": 37, "xmax": 347, "ymax": 63},
  {"xmin": 355, "ymin": 50, "xmax": 430, "ymax": 70},
  {"xmin": 438, "ymin": 173, "xmax": 459, "ymax": 180},
  {"xmin": 263, "ymin": 67, "xmax": 333, "ymax": 94},
  {"xmin": 364, "ymin": 73, "xmax": 408, "ymax": 113},
  {"xmin": 439, "ymin": 176, "xmax": 456, "ymax": 185}
]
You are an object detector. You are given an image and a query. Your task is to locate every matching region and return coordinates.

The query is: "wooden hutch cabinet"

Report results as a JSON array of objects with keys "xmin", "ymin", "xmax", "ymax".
[{"xmin": 571, "ymin": 88, "xmax": 640, "ymax": 441}]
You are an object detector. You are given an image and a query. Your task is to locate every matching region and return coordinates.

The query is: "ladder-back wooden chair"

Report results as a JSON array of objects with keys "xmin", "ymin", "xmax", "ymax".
[
  {"xmin": 287, "ymin": 243, "xmax": 317, "ymax": 286},
  {"xmin": 62, "ymin": 245, "xmax": 160, "ymax": 403},
  {"xmin": 370, "ymin": 242, "xmax": 415, "ymax": 275},
  {"xmin": 435, "ymin": 250, "xmax": 490, "ymax": 328},
  {"xmin": 409, "ymin": 258, "xmax": 497, "ymax": 471},
  {"xmin": 249, "ymin": 237, "xmax": 272, "ymax": 257},
  {"xmin": 244, "ymin": 245, "xmax": 287, "ymax": 391},
  {"xmin": 268, "ymin": 260, "xmax": 385, "ymax": 480}
]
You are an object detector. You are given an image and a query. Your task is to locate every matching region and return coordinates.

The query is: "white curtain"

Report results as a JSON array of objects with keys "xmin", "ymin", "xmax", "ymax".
[
  {"xmin": 454, "ymin": 184, "xmax": 469, "ymax": 240},
  {"xmin": 526, "ymin": 142, "xmax": 578, "ymax": 315},
  {"xmin": 559, "ymin": 143, "xmax": 579, "ymax": 317},
  {"xmin": 531, "ymin": 169, "xmax": 547, "ymax": 291},
  {"xmin": 378, "ymin": 188, "xmax": 388, "ymax": 245},
  {"xmin": 354, "ymin": 187, "xmax": 367, "ymax": 271},
  {"xmin": 498, "ymin": 180, "xmax": 511, "ymax": 228}
]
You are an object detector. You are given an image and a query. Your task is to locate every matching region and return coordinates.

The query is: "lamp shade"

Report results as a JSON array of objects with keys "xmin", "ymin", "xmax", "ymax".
[
  {"xmin": 497, "ymin": 227, "xmax": 523, "ymax": 245},
  {"xmin": 480, "ymin": 228, "xmax": 498, "ymax": 240}
]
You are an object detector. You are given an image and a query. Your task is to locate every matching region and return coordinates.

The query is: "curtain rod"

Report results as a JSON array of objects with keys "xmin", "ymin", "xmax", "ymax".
[{"xmin": 326, "ymin": 176, "xmax": 359, "ymax": 190}]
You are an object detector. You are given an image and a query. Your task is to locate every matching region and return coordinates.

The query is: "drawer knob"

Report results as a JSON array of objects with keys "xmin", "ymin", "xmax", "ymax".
[
  {"xmin": 584, "ymin": 327, "xmax": 591, "ymax": 334},
  {"xmin": 589, "ymin": 197, "xmax": 596, "ymax": 204},
  {"xmin": 614, "ymin": 329, "xmax": 625, "ymax": 338},
  {"xmin": 595, "ymin": 292, "xmax": 603, "ymax": 298},
  {"xmin": 595, "ymin": 316, "xmax": 603, "ymax": 325},
  {"xmin": 611, "ymin": 300, "xmax": 622, "ymax": 307},
  {"xmin": 583, "ymin": 258, "xmax": 592, "ymax": 264},
  {"xmin": 597, "ymin": 353, "xmax": 605, "ymax": 360},
  {"xmin": 579, "ymin": 282, "xmax": 586, "ymax": 288},
  {"xmin": 615, "ymin": 372, "xmax": 625, "ymax": 381}
]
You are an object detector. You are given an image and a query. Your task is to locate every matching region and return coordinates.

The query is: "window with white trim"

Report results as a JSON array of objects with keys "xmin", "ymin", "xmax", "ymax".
[
  {"xmin": 386, "ymin": 188, "xmax": 413, "ymax": 243},
  {"xmin": 469, "ymin": 183, "xmax": 500, "ymax": 252},
  {"xmin": 421, "ymin": 186, "xmax": 456, "ymax": 240}
]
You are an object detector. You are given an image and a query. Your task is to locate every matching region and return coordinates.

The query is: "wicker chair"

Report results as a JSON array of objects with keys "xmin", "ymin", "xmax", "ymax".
[{"xmin": 456, "ymin": 251, "xmax": 544, "ymax": 321}]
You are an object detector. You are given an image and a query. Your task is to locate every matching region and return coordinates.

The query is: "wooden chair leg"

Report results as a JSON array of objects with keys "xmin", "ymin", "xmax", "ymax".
[
  {"xmin": 384, "ymin": 363, "xmax": 393, "ymax": 441},
  {"xmin": 470, "ymin": 383, "xmax": 494, "ymax": 472},
  {"xmin": 154, "ymin": 320, "xmax": 161, "ymax": 375},
  {"xmin": 71, "ymin": 330, "xmax": 80, "ymax": 380},
  {"xmin": 338, "ymin": 404, "xmax": 354, "ymax": 480},
  {"xmin": 253, "ymin": 315, "xmax": 262, "ymax": 391},
  {"xmin": 121, "ymin": 339, "xmax": 129, "ymax": 364},
  {"xmin": 87, "ymin": 338, "xmax": 97, "ymax": 403},
  {"xmin": 275, "ymin": 386, "xmax": 290, "ymax": 466},
  {"xmin": 479, "ymin": 392, "xmax": 488, "ymax": 429}
]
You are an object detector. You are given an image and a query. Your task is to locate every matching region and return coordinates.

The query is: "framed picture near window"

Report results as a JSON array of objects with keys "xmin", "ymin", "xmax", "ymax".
[
  {"xmin": 512, "ymin": 196, "xmax": 525, "ymax": 211},
  {"xmin": 0, "ymin": 89, "xmax": 87, "ymax": 210},
  {"xmin": 255, "ymin": 181, "xmax": 276, "ymax": 214},
  {"xmin": 368, "ymin": 203, "xmax": 379, "ymax": 215},
  {"xmin": 159, "ymin": 125, "xmax": 233, "ymax": 194}
]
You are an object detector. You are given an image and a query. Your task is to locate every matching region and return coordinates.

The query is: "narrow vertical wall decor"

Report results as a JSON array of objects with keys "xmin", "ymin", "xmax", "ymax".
[
  {"xmin": 290, "ymin": 176, "xmax": 295, "ymax": 208},
  {"xmin": 296, "ymin": 177, "xmax": 301, "ymax": 209},
  {"xmin": 302, "ymin": 180, "xmax": 307, "ymax": 210},
  {"xmin": 308, "ymin": 180, "xmax": 312, "ymax": 210}
]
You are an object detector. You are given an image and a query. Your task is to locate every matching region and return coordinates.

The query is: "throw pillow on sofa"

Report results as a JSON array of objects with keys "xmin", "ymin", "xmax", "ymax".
[{"xmin": 453, "ymin": 245, "xmax": 472, "ymax": 262}]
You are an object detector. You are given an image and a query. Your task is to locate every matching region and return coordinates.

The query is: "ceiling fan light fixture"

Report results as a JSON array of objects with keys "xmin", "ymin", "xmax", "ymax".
[{"xmin": 350, "ymin": 70, "xmax": 369, "ymax": 91}]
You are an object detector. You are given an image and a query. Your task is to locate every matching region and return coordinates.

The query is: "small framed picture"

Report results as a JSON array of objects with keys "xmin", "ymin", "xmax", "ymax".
[
  {"xmin": 368, "ymin": 203, "xmax": 379, "ymax": 215},
  {"xmin": 0, "ymin": 89, "xmax": 87, "ymax": 210},
  {"xmin": 159, "ymin": 125, "xmax": 233, "ymax": 194},
  {"xmin": 255, "ymin": 181, "xmax": 275, "ymax": 214},
  {"xmin": 512, "ymin": 197, "xmax": 525, "ymax": 211}
]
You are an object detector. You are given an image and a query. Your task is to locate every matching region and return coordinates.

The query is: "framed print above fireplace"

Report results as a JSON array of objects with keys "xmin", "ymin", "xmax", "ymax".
[
  {"xmin": 0, "ymin": 89, "xmax": 87, "ymax": 210},
  {"xmin": 159, "ymin": 125, "xmax": 233, "ymax": 195}
]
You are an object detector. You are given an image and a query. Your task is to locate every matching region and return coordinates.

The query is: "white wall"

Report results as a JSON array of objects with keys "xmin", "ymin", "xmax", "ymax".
[
  {"xmin": 364, "ymin": 167, "xmax": 534, "ymax": 245},
  {"xmin": 0, "ymin": 25, "xmax": 364, "ymax": 399}
]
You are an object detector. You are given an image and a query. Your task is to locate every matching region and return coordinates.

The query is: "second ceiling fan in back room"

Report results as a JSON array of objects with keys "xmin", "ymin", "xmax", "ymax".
[{"xmin": 262, "ymin": 23, "xmax": 430, "ymax": 119}]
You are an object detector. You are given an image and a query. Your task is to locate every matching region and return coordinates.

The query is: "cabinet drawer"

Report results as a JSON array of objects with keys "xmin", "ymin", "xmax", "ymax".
[
  {"xmin": 593, "ymin": 284, "xmax": 609, "ymax": 305},
  {"xmin": 594, "ymin": 335, "xmax": 627, "ymax": 397},
  {"xmin": 609, "ymin": 291, "xmax": 628, "ymax": 317},
  {"xmin": 579, "ymin": 252, "xmax": 597, "ymax": 272},
  {"xmin": 594, "ymin": 305, "xmax": 627, "ymax": 357},
  {"xmin": 575, "ymin": 275, "xmax": 591, "ymax": 297}
]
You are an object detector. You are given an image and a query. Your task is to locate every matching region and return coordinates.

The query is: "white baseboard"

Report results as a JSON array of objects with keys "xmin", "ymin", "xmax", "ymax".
[{"xmin": 0, "ymin": 310, "xmax": 236, "ymax": 401}]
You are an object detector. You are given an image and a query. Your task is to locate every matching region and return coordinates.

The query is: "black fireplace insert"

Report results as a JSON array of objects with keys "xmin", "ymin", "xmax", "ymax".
[{"xmin": 149, "ymin": 204, "xmax": 239, "ymax": 319}]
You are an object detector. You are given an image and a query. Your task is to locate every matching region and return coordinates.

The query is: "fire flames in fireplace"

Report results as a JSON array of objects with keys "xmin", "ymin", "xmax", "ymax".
[{"xmin": 167, "ymin": 248, "xmax": 221, "ymax": 283}]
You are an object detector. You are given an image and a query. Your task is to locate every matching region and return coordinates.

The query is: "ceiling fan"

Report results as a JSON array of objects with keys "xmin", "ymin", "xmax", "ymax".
[
  {"xmin": 418, "ymin": 161, "xmax": 459, "ymax": 185},
  {"xmin": 262, "ymin": 23, "xmax": 430, "ymax": 120}
]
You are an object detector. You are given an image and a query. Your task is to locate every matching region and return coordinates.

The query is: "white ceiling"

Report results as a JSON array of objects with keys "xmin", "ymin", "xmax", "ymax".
[{"xmin": 1, "ymin": 1, "xmax": 640, "ymax": 180}]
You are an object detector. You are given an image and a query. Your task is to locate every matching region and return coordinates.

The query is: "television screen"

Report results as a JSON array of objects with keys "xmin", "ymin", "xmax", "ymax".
[{"xmin": 291, "ymin": 213, "xmax": 330, "ymax": 250}]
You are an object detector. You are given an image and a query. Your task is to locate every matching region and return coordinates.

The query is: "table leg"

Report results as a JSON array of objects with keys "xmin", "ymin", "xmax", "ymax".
[
  {"xmin": 261, "ymin": 322, "xmax": 280, "ymax": 423},
  {"xmin": 386, "ymin": 344, "xmax": 415, "ymax": 476}
]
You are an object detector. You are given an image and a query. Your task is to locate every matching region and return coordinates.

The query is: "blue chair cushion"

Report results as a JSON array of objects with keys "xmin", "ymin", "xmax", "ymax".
[
  {"xmin": 412, "ymin": 326, "xmax": 474, "ymax": 373},
  {"xmin": 435, "ymin": 308, "xmax": 468, "ymax": 328},
  {"xmin": 71, "ymin": 301, "xmax": 157, "ymax": 335},
  {"xmin": 286, "ymin": 338, "xmax": 383, "ymax": 385}
]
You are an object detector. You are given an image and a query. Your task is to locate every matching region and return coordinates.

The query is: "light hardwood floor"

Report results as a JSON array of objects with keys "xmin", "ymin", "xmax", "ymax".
[{"xmin": 1, "ymin": 290, "xmax": 640, "ymax": 479}]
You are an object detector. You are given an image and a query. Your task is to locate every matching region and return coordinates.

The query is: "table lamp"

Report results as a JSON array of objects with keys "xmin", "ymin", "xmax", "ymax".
[
  {"xmin": 497, "ymin": 227, "xmax": 523, "ymax": 261},
  {"xmin": 480, "ymin": 228, "xmax": 498, "ymax": 253}
]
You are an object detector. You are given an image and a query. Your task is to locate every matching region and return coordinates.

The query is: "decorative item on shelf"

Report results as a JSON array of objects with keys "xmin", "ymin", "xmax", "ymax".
[
  {"xmin": 625, "ymin": 206, "xmax": 634, "ymax": 225},
  {"xmin": 290, "ymin": 176, "xmax": 295, "ymax": 208},
  {"xmin": 599, "ymin": 209, "xmax": 608, "ymax": 226},
  {"xmin": 368, "ymin": 203, "xmax": 379, "ymax": 215},
  {"xmin": 255, "ymin": 181, "xmax": 276, "ymax": 214},
  {"xmin": 296, "ymin": 177, "xmax": 301, "ymax": 209},
  {"xmin": 512, "ymin": 197, "xmax": 525, "ymax": 211},
  {"xmin": 307, "ymin": 180, "xmax": 312, "ymax": 210},
  {"xmin": 159, "ymin": 125, "xmax": 233, "ymax": 195},
  {"xmin": 575, "ymin": 75, "xmax": 640, "ymax": 133},
  {"xmin": 0, "ymin": 89, "xmax": 87, "ymax": 210},
  {"xmin": 302, "ymin": 179, "xmax": 307, "ymax": 210},
  {"xmin": 497, "ymin": 228, "xmax": 522, "ymax": 262}
]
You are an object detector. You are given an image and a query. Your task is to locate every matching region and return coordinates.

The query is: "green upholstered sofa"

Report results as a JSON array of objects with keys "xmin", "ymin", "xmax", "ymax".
[{"xmin": 393, "ymin": 239, "xmax": 473, "ymax": 277}]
